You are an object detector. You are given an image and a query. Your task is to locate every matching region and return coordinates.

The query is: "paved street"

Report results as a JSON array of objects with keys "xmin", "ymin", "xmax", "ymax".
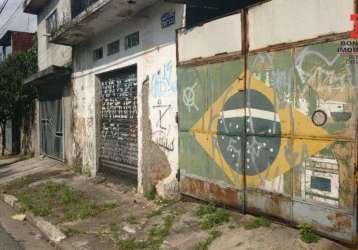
[
  {"xmin": 0, "ymin": 200, "xmax": 54, "ymax": 250},
  {"xmin": 0, "ymin": 224, "xmax": 22, "ymax": 250}
]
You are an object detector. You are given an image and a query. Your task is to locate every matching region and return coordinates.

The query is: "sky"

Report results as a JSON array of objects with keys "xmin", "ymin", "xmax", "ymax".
[{"xmin": 0, "ymin": 0, "xmax": 37, "ymax": 38}]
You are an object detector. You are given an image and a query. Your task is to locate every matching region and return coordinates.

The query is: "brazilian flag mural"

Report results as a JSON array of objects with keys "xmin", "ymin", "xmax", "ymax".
[{"xmin": 178, "ymin": 40, "xmax": 357, "ymax": 234}]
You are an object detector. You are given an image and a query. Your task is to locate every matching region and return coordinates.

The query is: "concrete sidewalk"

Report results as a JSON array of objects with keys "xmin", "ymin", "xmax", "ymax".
[
  {"xmin": 0, "ymin": 158, "xmax": 351, "ymax": 250},
  {"xmin": 0, "ymin": 155, "xmax": 26, "ymax": 168},
  {"xmin": 0, "ymin": 157, "xmax": 63, "ymax": 185}
]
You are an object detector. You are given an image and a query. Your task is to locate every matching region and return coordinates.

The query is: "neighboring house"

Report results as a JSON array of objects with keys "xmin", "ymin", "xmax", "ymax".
[
  {"xmin": 0, "ymin": 0, "xmax": 37, "ymax": 155},
  {"xmin": 24, "ymin": 0, "xmax": 186, "ymax": 198},
  {"xmin": 24, "ymin": 0, "xmax": 358, "ymax": 244},
  {"xmin": 0, "ymin": 30, "xmax": 34, "ymax": 154},
  {"xmin": 23, "ymin": 0, "xmax": 72, "ymax": 160}
]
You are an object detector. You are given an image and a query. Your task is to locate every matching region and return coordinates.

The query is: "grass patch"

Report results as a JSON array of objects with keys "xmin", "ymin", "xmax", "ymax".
[
  {"xmin": 0, "ymin": 171, "xmax": 61, "ymax": 193},
  {"xmin": 195, "ymin": 203, "xmax": 217, "ymax": 217},
  {"xmin": 298, "ymin": 224, "xmax": 320, "ymax": 243},
  {"xmin": 16, "ymin": 182, "xmax": 118, "ymax": 222},
  {"xmin": 63, "ymin": 228, "xmax": 82, "ymax": 237},
  {"xmin": 146, "ymin": 209, "xmax": 162, "ymax": 218},
  {"xmin": 193, "ymin": 230, "xmax": 222, "ymax": 250},
  {"xmin": 116, "ymin": 214, "xmax": 175, "ymax": 250},
  {"xmin": 117, "ymin": 239, "xmax": 148, "ymax": 250},
  {"xmin": 244, "ymin": 217, "xmax": 271, "ymax": 230},
  {"xmin": 71, "ymin": 163, "xmax": 82, "ymax": 174},
  {"xmin": 109, "ymin": 223, "xmax": 120, "ymax": 241},
  {"xmin": 144, "ymin": 186, "xmax": 156, "ymax": 201},
  {"xmin": 127, "ymin": 215, "xmax": 138, "ymax": 225},
  {"xmin": 194, "ymin": 203, "xmax": 230, "ymax": 230}
]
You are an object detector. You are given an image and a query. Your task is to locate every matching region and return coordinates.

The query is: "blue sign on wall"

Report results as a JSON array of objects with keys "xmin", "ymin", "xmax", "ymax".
[{"xmin": 161, "ymin": 11, "xmax": 175, "ymax": 29}]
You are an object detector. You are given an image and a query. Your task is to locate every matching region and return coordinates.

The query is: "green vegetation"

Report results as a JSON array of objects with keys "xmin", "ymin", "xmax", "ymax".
[
  {"xmin": 0, "ymin": 37, "xmax": 37, "ymax": 156},
  {"xmin": 298, "ymin": 224, "xmax": 320, "ymax": 243},
  {"xmin": 193, "ymin": 230, "xmax": 222, "ymax": 250},
  {"xmin": 194, "ymin": 203, "xmax": 230, "ymax": 230},
  {"xmin": 244, "ymin": 217, "xmax": 271, "ymax": 230},
  {"xmin": 71, "ymin": 163, "xmax": 83, "ymax": 174},
  {"xmin": 146, "ymin": 209, "xmax": 162, "ymax": 218},
  {"xmin": 63, "ymin": 228, "xmax": 82, "ymax": 237},
  {"xmin": 116, "ymin": 215, "xmax": 175, "ymax": 250},
  {"xmin": 109, "ymin": 223, "xmax": 120, "ymax": 241},
  {"xmin": 195, "ymin": 203, "xmax": 217, "ymax": 217},
  {"xmin": 16, "ymin": 182, "xmax": 118, "ymax": 221},
  {"xmin": 145, "ymin": 186, "xmax": 156, "ymax": 201},
  {"xmin": 127, "ymin": 215, "xmax": 138, "ymax": 225}
]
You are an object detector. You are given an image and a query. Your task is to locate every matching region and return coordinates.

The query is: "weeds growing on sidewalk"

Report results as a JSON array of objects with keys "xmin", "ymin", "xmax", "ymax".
[
  {"xmin": 194, "ymin": 203, "xmax": 230, "ymax": 230},
  {"xmin": 193, "ymin": 230, "xmax": 222, "ymax": 250},
  {"xmin": 244, "ymin": 217, "xmax": 271, "ymax": 230},
  {"xmin": 144, "ymin": 186, "xmax": 156, "ymax": 201},
  {"xmin": 16, "ymin": 182, "xmax": 119, "ymax": 221},
  {"xmin": 63, "ymin": 228, "xmax": 82, "ymax": 237},
  {"xmin": 116, "ymin": 214, "xmax": 175, "ymax": 249},
  {"xmin": 298, "ymin": 224, "xmax": 320, "ymax": 243},
  {"xmin": 127, "ymin": 215, "xmax": 138, "ymax": 225}
]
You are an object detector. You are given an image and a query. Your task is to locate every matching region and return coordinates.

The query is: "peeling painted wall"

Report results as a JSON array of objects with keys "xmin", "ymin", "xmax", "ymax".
[{"xmin": 71, "ymin": 2, "xmax": 185, "ymax": 197}]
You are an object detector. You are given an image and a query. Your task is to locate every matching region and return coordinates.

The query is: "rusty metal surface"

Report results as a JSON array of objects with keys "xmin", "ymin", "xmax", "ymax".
[{"xmin": 180, "ymin": 176, "xmax": 242, "ymax": 208}]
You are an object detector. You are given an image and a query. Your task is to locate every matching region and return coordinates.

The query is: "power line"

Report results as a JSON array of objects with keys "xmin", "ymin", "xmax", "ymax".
[
  {"xmin": 0, "ymin": 1, "xmax": 23, "ymax": 35},
  {"xmin": 0, "ymin": 0, "xmax": 9, "ymax": 16}
]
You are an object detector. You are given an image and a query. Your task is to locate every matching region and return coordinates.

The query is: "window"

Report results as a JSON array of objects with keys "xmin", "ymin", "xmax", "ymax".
[
  {"xmin": 125, "ymin": 32, "xmax": 139, "ymax": 50},
  {"xmin": 107, "ymin": 40, "xmax": 120, "ymax": 56},
  {"xmin": 71, "ymin": 0, "xmax": 99, "ymax": 18},
  {"xmin": 46, "ymin": 10, "xmax": 58, "ymax": 34},
  {"xmin": 93, "ymin": 47, "xmax": 103, "ymax": 61}
]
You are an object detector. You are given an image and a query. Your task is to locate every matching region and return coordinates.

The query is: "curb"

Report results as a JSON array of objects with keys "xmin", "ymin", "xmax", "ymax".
[
  {"xmin": 1, "ymin": 193, "xmax": 66, "ymax": 250},
  {"xmin": 0, "ymin": 157, "xmax": 26, "ymax": 168}
]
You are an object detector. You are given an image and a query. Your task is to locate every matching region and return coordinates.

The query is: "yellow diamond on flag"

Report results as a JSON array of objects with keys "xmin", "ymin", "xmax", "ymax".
[{"xmin": 190, "ymin": 72, "xmax": 333, "ymax": 188}]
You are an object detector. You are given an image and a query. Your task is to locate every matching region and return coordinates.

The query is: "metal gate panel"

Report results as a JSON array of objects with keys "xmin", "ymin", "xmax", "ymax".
[
  {"xmin": 100, "ymin": 66, "xmax": 138, "ymax": 176},
  {"xmin": 179, "ymin": 59, "xmax": 245, "ymax": 206},
  {"xmin": 178, "ymin": 39, "xmax": 357, "ymax": 242},
  {"xmin": 39, "ymin": 97, "xmax": 64, "ymax": 160}
]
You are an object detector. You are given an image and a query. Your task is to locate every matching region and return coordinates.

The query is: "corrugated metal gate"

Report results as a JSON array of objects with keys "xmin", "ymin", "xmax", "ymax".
[
  {"xmin": 39, "ymin": 85, "xmax": 64, "ymax": 161},
  {"xmin": 99, "ymin": 65, "xmax": 138, "ymax": 176},
  {"xmin": 178, "ymin": 41, "xmax": 357, "ymax": 242}
]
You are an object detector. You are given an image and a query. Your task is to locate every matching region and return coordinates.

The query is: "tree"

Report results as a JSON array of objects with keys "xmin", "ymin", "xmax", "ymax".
[{"xmin": 0, "ymin": 38, "xmax": 38, "ymax": 155}]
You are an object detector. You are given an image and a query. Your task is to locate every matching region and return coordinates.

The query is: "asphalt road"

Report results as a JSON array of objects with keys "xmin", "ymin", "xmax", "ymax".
[
  {"xmin": 0, "ymin": 224, "xmax": 22, "ymax": 250},
  {"xmin": 0, "ymin": 200, "xmax": 54, "ymax": 250}
]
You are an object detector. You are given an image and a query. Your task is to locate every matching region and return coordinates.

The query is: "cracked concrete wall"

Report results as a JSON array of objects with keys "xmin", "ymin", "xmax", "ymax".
[{"xmin": 71, "ymin": 2, "xmax": 184, "ymax": 197}]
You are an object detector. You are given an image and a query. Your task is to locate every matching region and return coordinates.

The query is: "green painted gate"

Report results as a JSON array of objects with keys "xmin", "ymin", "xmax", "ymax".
[{"xmin": 178, "ymin": 40, "xmax": 357, "ymax": 242}]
